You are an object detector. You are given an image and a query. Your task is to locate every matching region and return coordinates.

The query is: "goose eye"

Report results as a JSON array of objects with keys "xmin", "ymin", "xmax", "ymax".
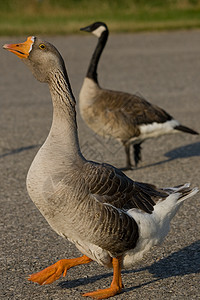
[{"xmin": 39, "ymin": 44, "xmax": 46, "ymax": 50}]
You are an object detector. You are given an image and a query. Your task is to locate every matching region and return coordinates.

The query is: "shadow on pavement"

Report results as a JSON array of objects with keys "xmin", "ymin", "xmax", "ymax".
[
  {"xmin": 165, "ymin": 141, "xmax": 200, "ymax": 160},
  {"xmin": 128, "ymin": 141, "xmax": 200, "ymax": 171},
  {"xmin": 146, "ymin": 240, "xmax": 200, "ymax": 278},
  {"xmin": 0, "ymin": 144, "xmax": 39, "ymax": 158},
  {"xmin": 123, "ymin": 240, "xmax": 200, "ymax": 293}
]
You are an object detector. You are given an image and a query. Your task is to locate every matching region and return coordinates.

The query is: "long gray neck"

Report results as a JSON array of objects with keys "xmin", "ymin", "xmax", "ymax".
[{"xmin": 45, "ymin": 68, "xmax": 84, "ymax": 166}]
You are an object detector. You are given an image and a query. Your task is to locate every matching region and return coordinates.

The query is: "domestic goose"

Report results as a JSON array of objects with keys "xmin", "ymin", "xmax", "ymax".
[
  {"xmin": 3, "ymin": 37, "xmax": 199, "ymax": 300},
  {"xmin": 79, "ymin": 22, "xmax": 198, "ymax": 169}
]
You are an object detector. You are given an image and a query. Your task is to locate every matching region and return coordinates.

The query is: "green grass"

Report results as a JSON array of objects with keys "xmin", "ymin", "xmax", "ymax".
[{"xmin": 1, "ymin": 0, "xmax": 200, "ymax": 35}]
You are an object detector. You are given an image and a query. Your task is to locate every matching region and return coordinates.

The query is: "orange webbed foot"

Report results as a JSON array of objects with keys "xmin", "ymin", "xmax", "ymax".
[
  {"xmin": 28, "ymin": 255, "xmax": 92, "ymax": 285},
  {"xmin": 83, "ymin": 256, "xmax": 123, "ymax": 299},
  {"xmin": 82, "ymin": 285, "xmax": 122, "ymax": 299},
  {"xmin": 28, "ymin": 259, "xmax": 69, "ymax": 285}
]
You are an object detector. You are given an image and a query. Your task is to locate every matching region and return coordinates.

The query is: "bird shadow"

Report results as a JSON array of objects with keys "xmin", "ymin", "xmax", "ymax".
[
  {"xmin": 164, "ymin": 141, "xmax": 200, "ymax": 160},
  {"xmin": 123, "ymin": 240, "xmax": 200, "ymax": 293},
  {"xmin": 58, "ymin": 240, "xmax": 200, "ymax": 291},
  {"xmin": 0, "ymin": 144, "xmax": 39, "ymax": 159},
  {"xmin": 121, "ymin": 141, "xmax": 200, "ymax": 171}
]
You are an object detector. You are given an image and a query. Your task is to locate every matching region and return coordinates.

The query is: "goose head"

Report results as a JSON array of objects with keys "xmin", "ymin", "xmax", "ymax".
[
  {"xmin": 3, "ymin": 36, "xmax": 66, "ymax": 83},
  {"xmin": 80, "ymin": 21, "xmax": 108, "ymax": 38}
]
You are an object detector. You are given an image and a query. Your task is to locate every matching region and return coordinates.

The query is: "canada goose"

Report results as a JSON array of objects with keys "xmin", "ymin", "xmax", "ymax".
[
  {"xmin": 79, "ymin": 22, "xmax": 198, "ymax": 169},
  {"xmin": 3, "ymin": 37, "xmax": 199, "ymax": 299}
]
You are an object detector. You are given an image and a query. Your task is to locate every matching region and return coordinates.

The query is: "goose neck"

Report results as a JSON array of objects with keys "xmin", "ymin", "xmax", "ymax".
[
  {"xmin": 87, "ymin": 31, "xmax": 108, "ymax": 83},
  {"xmin": 47, "ymin": 68, "xmax": 84, "ymax": 163}
]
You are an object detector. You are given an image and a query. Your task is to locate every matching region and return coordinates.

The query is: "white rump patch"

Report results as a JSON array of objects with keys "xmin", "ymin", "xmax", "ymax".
[
  {"xmin": 92, "ymin": 25, "xmax": 107, "ymax": 38},
  {"xmin": 139, "ymin": 119, "xmax": 179, "ymax": 139}
]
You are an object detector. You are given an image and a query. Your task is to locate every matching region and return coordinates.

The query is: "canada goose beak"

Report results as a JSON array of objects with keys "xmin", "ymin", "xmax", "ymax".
[
  {"xmin": 80, "ymin": 25, "xmax": 92, "ymax": 33},
  {"xmin": 3, "ymin": 36, "xmax": 35, "ymax": 59}
]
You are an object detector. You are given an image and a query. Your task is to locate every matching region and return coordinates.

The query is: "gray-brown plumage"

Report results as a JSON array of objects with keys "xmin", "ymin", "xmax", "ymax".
[
  {"xmin": 3, "ymin": 36, "xmax": 198, "ymax": 299},
  {"xmin": 79, "ymin": 22, "xmax": 198, "ymax": 169}
]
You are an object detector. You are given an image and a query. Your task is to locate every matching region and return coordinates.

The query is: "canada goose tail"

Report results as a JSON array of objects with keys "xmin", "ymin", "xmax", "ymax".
[{"xmin": 175, "ymin": 124, "xmax": 199, "ymax": 135}]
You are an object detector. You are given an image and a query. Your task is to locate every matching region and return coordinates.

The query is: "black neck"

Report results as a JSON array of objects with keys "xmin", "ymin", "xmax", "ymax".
[{"xmin": 86, "ymin": 30, "xmax": 109, "ymax": 84}]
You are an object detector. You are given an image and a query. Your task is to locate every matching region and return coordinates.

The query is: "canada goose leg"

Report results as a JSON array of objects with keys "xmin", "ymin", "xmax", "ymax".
[
  {"xmin": 28, "ymin": 255, "xmax": 92, "ymax": 285},
  {"xmin": 83, "ymin": 256, "xmax": 123, "ymax": 299},
  {"xmin": 133, "ymin": 142, "xmax": 142, "ymax": 167},
  {"xmin": 124, "ymin": 143, "xmax": 133, "ymax": 169}
]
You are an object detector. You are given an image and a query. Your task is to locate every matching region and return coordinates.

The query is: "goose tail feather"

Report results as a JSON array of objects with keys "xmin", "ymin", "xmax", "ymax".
[
  {"xmin": 175, "ymin": 124, "xmax": 199, "ymax": 135},
  {"xmin": 163, "ymin": 183, "xmax": 199, "ymax": 203}
]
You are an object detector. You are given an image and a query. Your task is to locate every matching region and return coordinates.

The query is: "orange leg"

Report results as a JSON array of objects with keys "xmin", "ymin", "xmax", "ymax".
[
  {"xmin": 83, "ymin": 256, "xmax": 123, "ymax": 299},
  {"xmin": 28, "ymin": 255, "xmax": 92, "ymax": 285}
]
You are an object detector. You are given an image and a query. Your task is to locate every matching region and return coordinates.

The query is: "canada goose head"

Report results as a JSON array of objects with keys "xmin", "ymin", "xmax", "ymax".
[
  {"xmin": 3, "ymin": 36, "xmax": 67, "ymax": 83},
  {"xmin": 80, "ymin": 21, "xmax": 108, "ymax": 38}
]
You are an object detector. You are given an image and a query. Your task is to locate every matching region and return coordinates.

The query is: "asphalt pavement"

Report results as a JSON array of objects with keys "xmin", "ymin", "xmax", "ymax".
[{"xmin": 0, "ymin": 30, "xmax": 200, "ymax": 299}]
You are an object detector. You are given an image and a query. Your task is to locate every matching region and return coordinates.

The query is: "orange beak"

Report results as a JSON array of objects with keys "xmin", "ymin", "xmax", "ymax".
[{"xmin": 3, "ymin": 36, "xmax": 35, "ymax": 59}]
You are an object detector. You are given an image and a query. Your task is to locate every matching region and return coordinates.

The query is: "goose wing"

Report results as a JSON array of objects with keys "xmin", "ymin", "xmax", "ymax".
[
  {"xmin": 99, "ymin": 89, "xmax": 173, "ymax": 126},
  {"xmin": 83, "ymin": 161, "xmax": 167, "ymax": 214}
]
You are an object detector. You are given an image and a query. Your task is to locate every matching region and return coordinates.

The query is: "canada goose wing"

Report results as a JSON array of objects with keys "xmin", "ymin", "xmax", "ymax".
[
  {"xmin": 99, "ymin": 88, "xmax": 173, "ymax": 126},
  {"xmin": 83, "ymin": 161, "xmax": 168, "ymax": 214}
]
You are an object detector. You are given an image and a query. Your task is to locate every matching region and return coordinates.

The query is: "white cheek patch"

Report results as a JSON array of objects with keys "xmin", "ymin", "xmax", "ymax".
[{"xmin": 92, "ymin": 26, "xmax": 106, "ymax": 38}]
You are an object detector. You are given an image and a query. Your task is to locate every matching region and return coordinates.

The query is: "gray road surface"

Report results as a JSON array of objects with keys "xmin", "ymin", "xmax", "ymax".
[{"xmin": 1, "ymin": 31, "xmax": 200, "ymax": 299}]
